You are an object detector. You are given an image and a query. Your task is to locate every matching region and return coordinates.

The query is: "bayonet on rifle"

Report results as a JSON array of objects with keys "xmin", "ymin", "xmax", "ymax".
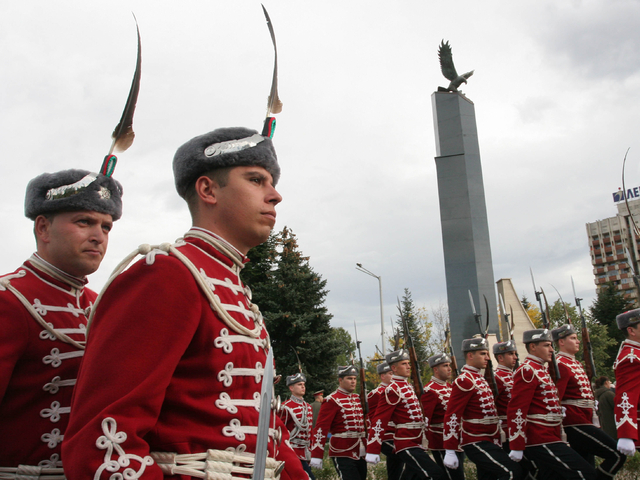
[
  {"xmin": 397, "ymin": 298, "xmax": 424, "ymax": 396},
  {"xmin": 353, "ymin": 321, "xmax": 368, "ymax": 419},
  {"xmin": 530, "ymin": 269, "xmax": 561, "ymax": 382},
  {"xmin": 571, "ymin": 276, "xmax": 597, "ymax": 380}
]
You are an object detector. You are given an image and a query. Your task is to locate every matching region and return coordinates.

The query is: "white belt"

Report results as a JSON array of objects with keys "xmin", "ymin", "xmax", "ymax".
[
  {"xmin": 0, "ymin": 466, "xmax": 65, "ymax": 480},
  {"xmin": 332, "ymin": 431, "xmax": 365, "ymax": 439},
  {"xmin": 527, "ymin": 413, "xmax": 563, "ymax": 426},
  {"xmin": 463, "ymin": 417, "xmax": 499, "ymax": 425},
  {"xmin": 395, "ymin": 422, "xmax": 425, "ymax": 429},
  {"xmin": 562, "ymin": 399, "xmax": 595, "ymax": 409},
  {"xmin": 151, "ymin": 450, "xmax": 284, "ymax": 480}
]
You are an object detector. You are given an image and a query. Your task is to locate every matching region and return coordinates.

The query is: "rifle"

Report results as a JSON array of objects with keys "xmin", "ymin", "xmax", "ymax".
[
  {"xmin": 499, "ymin": 294, "xmax": 519, "ymax": 368},
  {"xmin": 444, "ymin": 327, "xmax": 459, "ymax": 379},
  {"xmin": 468, "ymin": 290, "xmax": 499, "ymax": 396},
  {"xmin": 397, "ymin": 298, "xmax": 424, "ymax": 396},
  {"xmin": 530, "ymin": 269, "xmax": 560, "ymax": 382},
  {"xmin": 625, "ymin": 246, "xmax": 640, "ymax": 307},
  {"xmin": 571, "ymin": 277, "xmax": 597, "ymax": 380},
  {"xmin": 353, "ymin": 321, "xmax": 368, "ymax": 420}
]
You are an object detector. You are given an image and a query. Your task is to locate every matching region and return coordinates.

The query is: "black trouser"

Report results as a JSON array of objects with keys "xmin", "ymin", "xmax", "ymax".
[
  {"xmin": 301, "ymin": 459, "xmax": 316, "ymax": 480},
  {"xmin": 431, "ymin": 450, "xmax": 466, "ymax": 480},
  {"xmin": 396, "ymin": 447, "xmax": 445, "ymax": 480},
  {"xmin": 565, "ymin": 425, "xmax": 625, "ymax": 480},
  {"xmin": 525, "ymin": 442, "xmax": 597, "ymax": 480},
  {"xmin": 381, "ymin": 440, "xmax": 403, "ymax": 480},
  {"xmin": 331, "ymin": 456, "xmax": 367, "ymax": 480},
  {"xmin": 463, "ymin": 441, "xmax": 522, "ymax": 480}
]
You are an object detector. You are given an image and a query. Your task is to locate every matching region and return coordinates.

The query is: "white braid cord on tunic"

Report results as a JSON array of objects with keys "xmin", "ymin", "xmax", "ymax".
[
  {"xmin": 150, "ymin": 450, "xmax": 284, "ymax": 480},
  {"xmin": 86, "ymin": 235, "xmax": 268, "ymax": 344}
]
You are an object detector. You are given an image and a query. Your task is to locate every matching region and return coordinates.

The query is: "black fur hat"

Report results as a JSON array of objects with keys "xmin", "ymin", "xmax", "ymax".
[
  {"xmin": 173, "ymin": 127, "xmax": 280, "ymax": 198},
  {"xmin": 25, "ymin": 169, "xmax": 123, "ymax": 221}
]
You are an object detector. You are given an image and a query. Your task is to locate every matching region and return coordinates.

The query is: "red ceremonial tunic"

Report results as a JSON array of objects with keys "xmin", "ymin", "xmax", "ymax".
[
  {"xmin": 443, "ymin": 365, "xmax": 500, "ymax": 450},
  {"xmin": 494, "ymin": 365, "xmax": 514, "ymax": 421},
  {"xmin": 613, "ymin": 339, "xmax": 640, "ymax": 445},
  {"xmin": 310, "ymin": 387, "xmax": 366, "ymax": 460},
  {"xmin": 0, "ymin": 255, "xmax": 94, "ymax": 468},
  {"xmin": 421, "ymin": 376, "xmax": 452, "ymax": 451},
  {"xmin": 366, "ymin": 376, "xmax": 425, "ymax": 455},
  {"xmin": 62, "ymin": 229, "xmax": 306, "ymax": 480},
  {"xmin": 555, "ymin": 351, "xmax": 596, "ymax": 427},
  {"xmin": 367, "ymin": 382, "xmax": 394, "ymax": 443},
  {"xmin": 507, "ymin": 354, "xmax": 563, "ymax": 451},
  {"xmin": 279, "ymin": 395, "xmax": 313, "ymax": 461}
]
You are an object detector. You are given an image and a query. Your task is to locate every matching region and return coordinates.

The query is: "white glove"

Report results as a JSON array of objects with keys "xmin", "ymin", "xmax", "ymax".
[
  {"xmin": 509, "ymin": 450, "xmax": 523, "ymax": 462},
  {"xmin": 365, "ymin": 453, "xmax": 380, "ymax": 464},
  {"xmin": 443, "ymin": 450, "xmax": 459, "ymax": 469},
  {"xmin": 617, "ymin": 438, "xmax": 636, "ymax": 456},
  {"xmin": 310, "ymin": 458, "xmax": 323, "ymax": 469},
  {"xmin": 561, "ymin": 406, "xmax": 567, "ymax": 418}
]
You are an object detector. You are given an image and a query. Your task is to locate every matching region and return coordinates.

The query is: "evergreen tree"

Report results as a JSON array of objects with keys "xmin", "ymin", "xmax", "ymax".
[
  {"xmin": 590, "ymin": 282, "xmax": 633, "ymax": 371},
  {"xmin": 395, "ymin": 288, "xmax": 430, "ymax": 383},
  {"xmin": 242, "ymin": 227, "xmax": 341, "ymax": 399}
]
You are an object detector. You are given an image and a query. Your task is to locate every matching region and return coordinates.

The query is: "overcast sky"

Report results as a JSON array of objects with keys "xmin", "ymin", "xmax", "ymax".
[{"xmin": 2, "ymin": 0, "xmax": 639, "ymax": 358}]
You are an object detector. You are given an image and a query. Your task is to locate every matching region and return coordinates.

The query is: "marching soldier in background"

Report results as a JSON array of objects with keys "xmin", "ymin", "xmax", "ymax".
[
  {"xmin": 311, "ymin": 390, "xmax": 324, "ymax": 428},
  {"xmin": 280, "ymin": 372, "xmax": 315, "ymax": 480},
  {"xmin": 443, "ymin": 338, "xmax": 521, "ymax": 480},
  {"xmin": 310, "ymin": 365, "xmax": 367, "ymax": 480},
  {"xmin": 0, "ymin": 170, "xmax": 122, "ymax": 473},
  {"xmin": 422, "ymin": 353, "xmax": 465, "ymax": 480},
  {"xmin": 492, "ymin": 340, "xmax": 517, "ymax": 447},
  {"xmin": 613, "ymin": 309, "xmax": 640, "ymax": 456},
  {"xmin": 368, "ymin": 362, "xmax": 403, "ymax": 480},
  {"xmin": 507, "ymin": 329, "xmax": 596, "ymax": 480},
  {"xmin": 365, "ymin": 349, "xmax": 444, "ymax": 480},
  {"xmin": 552, "ymin": 324, "xmax": 624, "ymax": 479}
]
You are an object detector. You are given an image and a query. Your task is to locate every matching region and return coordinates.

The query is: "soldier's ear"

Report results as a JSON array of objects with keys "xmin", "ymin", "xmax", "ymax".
[
  {"xmin": 34, "ymin": 215, "xmax": 53, "ymax": 244},
  {"xmin": 194, "ymin": 176, "xmax": 218, "ymax": 207}
]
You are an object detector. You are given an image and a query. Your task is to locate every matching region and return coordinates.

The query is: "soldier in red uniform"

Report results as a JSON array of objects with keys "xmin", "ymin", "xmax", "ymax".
[
  {"xmin": 507, "ymin": 329, "xmax": 596, "ymax": 480},
  {"xmin": 552, "ymin": 324, "xmax": 624, "ymax": 478},
  {"xmin": 365, "ymin": 349, "xmax": 444, "ymax": 480},
  {"xmin": 492, "ymin": 340, "xmax": 517, "ymax": 447},
  {"xmin": 443, "ymin": 338, "xmax": 521, "ymax": 480},
  {"xmin": 421, "ymin": 353, "xmax": 464, "ymax": 480},
  {"xmin": 62, "ymin": 127, "xmax": 308, "ymax": 480},
  {"xmin": 613, "ymin": 309, "xmax": 640, "ymax": 456},
  {"xmin": 310, "ymin": 365, "xmax": 367, "ymax": 480},
  {"xmin": 0, "ymin": 169, "xmax": 122, "ymax": 475},
  {"xmin": 280, "ymin": 372, "xmax": 315, "ymax": 480},
  {"xmin": 367, "ymin": 362, "xmax": 402, "ymax": 480}
]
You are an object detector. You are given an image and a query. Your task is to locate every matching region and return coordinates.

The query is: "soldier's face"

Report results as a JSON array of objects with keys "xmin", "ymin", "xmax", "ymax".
[
  {"xmin": 433, "ymin": 362, "xmax": 452, "ymax": 381},
  {"xmin": 392, "ymin": 359, "xmax": 411, "ymax": 377},
  {"xmin": 380, "ymin": 371, "xmax": 394, "ymax": 384},
  {"xmin": 289, "ymin": 382, "xmax": 305, "ymax": 397},
  {"xmin": 530, "ymin": 341, "xmax": 554, "ymax": 362},
  {"xmin": 559, "ymin": 334, "xmax": 580, "ymax": 355},
  {"xmin": 209, "ymin": 166, "xmax": 282, "ymax": 254},
  {"xmin": 35, "ymin": 210, "xmax": 113, "ymax": 277},
  {"xmin": 468, "ymin": 350, "xmax": 489, "ymax": 369},
  {"xmin": 498, "ymin": 351, "xmax": 518, "ymax": 369},
  {"xmin": 339, "ymin": 375, "xmax": 357, "ymax": 393}
]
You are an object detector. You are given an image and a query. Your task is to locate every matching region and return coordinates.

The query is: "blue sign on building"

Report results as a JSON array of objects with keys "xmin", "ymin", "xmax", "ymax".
[{"xmin": 613, "ymin": 187, "xmax": 640, "ymax": 203}]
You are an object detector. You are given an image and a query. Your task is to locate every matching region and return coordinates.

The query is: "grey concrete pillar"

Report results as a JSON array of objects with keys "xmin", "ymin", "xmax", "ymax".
[{"xmin": 432, "ymin": 92, "xmax": 498, "ymax": 367}]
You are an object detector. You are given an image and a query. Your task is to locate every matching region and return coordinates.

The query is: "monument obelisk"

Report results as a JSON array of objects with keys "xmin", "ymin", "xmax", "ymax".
[{"xmin": 432, "ymin": 41, "xmax": 498, "ymax": 365}]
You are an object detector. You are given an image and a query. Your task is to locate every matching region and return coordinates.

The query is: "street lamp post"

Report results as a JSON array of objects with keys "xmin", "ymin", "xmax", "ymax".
[{"xmin": 355, "ymin": 263, "xmax": 386, "ymax": 355}]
